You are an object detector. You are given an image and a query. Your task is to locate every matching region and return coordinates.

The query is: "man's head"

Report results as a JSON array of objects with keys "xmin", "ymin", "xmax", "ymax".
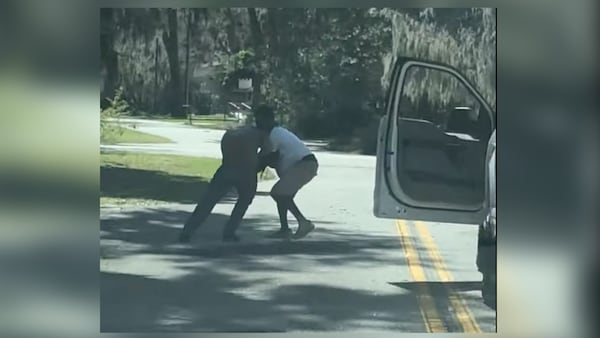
[{"xmin": 253, "ymin": 104, "xmax": 276, "ymax": 131}]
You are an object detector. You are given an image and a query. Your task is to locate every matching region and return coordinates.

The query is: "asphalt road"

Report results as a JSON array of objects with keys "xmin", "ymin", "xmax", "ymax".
[{"xmin": 100, "ymin": 118, "xmax": 496, "ymax": 332}]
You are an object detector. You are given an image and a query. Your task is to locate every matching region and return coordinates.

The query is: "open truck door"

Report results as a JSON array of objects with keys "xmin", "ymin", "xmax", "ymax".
[
  {"xmin": 374, "ymin": 57, "xmax": 497, "ymax": 310},
  {"xmin": 374, "ymin": 58, "xmax": 495, "ymax": 224}
]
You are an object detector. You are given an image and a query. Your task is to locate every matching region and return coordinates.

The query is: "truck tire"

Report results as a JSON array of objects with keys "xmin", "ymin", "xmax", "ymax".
[{"xmin": 477, "ymin": 224, "xmax": 497, "ymax": 310}]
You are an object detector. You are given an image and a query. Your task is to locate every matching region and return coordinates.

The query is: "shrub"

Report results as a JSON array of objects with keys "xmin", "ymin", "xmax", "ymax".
[{"xmin": 101, "ymin": 87, "xmax": 130, "ymax": 143}]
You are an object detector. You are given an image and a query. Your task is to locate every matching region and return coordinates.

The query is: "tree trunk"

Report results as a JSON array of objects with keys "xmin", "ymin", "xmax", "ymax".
[
  {"xmin": 224, "ymin": 8, "xmax": 240, "ymax": 53},
  {"xmin": 153, "ymin": 36, "xmax": 160, "ymax": 113},
  {"xmin": 163, "ymin": 9, "xmax": 183, "ymax": 117},
  {"xmin": 184, "ymin": 9, "xmax": 192, "ymax": 120},
  {"xmin": 266, "ymin": 9, "xmax": 279, "ymax": 57},
  {"xmin": 100, "ymin": 8, "xmax": 119, "ymax": 109},
  {"xmin": 247, "ymin": 8, "xmax": 264, "ymax": 108}
]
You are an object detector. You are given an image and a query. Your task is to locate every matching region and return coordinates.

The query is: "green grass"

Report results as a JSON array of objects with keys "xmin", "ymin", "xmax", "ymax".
[
  {"xmin": 102, "ymin": 127, "xmax": 173, "ymax": 145},
  {"xmin": 142, "ymin": 114, "xmax": 242, "ymax": 130},
  {"xmin": 100, "ymin": 152, "xmax": 275, "ymax": 207},
  {"xmin": 188, "ymin": 119, "xmax": 241, "ymax": 130}
]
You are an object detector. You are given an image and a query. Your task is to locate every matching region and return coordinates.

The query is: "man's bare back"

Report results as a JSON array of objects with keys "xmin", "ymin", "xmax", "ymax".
[
  {"xmin": 220, "ymin": 126, "xmax": 268, "ymax": 174},
  {"xmin": 178, "ymin": 125, "xmax": 270, "ymax": 243}
]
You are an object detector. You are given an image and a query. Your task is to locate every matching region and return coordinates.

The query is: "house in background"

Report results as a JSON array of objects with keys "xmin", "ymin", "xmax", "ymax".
[{"xmin": 190, "ymin": 61, "xmax": 253, "ymax": 122}]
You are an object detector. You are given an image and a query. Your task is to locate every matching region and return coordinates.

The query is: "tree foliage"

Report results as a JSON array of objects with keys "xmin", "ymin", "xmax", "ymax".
[
  {"xmin": 100, "ymin": 8, "xmax": 496, "ymax": 150},
  {"xmin": 100, "ymin": 87, "xmax": 129, "ymax": 143}
]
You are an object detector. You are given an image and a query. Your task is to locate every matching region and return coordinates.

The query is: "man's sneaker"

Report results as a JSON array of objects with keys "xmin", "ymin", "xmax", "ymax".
[
  {"xmin": 267, "ymin": 228, "xmax": 293, "ymax": 239},
  {"xmin": 293, "ymin": 220, "xmax": 315, "ymax": 239}
]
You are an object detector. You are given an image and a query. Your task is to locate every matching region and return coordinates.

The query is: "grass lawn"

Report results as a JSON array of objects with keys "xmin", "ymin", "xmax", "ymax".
[
  {"xmin": 149, "ymin": 114, "xmax": 242, "ymax": 130},
  {"xmin": 189, "ymin": 119, "xmax": 240, "ymax": 130},
  {"xmin": 102, "ymin": 127, "xmax": 173, "ymax": 145},
  {"xmin": 101, "ymin": 152, "xmax": 275, "ymax": 207}
]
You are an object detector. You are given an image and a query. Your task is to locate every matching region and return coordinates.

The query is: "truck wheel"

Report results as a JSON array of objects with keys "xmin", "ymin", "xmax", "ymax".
[
  {"xmin": 477, "ymin": 223, "xmax": 497, "ymax": 310},
  {"xmin": 482, "ymin": 272, "xmax": 497, "ymax": 310}
]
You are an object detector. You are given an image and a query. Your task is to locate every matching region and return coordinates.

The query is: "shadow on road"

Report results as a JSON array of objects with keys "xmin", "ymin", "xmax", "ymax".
[
  {"xmin": 100, "ymin": 165, "xmax": 238, "ymax": 204},
  {"xmin": 100, "ymin": 207, "xmax": 433, "ymax": 331},
  {"xmin": 389, "ymin": 281, "xmax": 483, "ymax": 292},
  {"xmin": 101, "ymin": 270, "xmax": 425, "ymax": 332},
  {"xmin": 100, "ymin": 208, "xmax": 423, "ymax": 268}
]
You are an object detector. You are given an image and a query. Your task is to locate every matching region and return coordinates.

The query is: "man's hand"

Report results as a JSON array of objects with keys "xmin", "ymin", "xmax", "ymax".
[
  {"xmin": 258, "ymin": 151, "xmax": 279, "ymax": 171},
  {"xmin": 257, "ymin": 151, "xmax": 279, "ymax": 179}
]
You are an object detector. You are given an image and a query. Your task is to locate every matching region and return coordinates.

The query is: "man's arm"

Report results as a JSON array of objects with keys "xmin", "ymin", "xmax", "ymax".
[
  {"xmin": 256, "ymin": 131, "xmax": 278, "ymax": 173},
  {"xmin": 258, "ymin": 131, "xmax": 275, "ymax": 155},
  {"xmin": 257, "ymin": 151, "xmax": 279, "ymax": 173}
]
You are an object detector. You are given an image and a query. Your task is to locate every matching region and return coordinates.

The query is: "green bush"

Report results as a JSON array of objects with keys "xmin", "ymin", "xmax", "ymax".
[{"xmin": 101, "ymin": 87, "xmax": 130, "ymax": 143}]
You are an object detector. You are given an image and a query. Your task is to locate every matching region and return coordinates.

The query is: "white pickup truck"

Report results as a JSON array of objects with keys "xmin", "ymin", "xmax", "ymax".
[{"xmin": 373, "ymin": 57, "xmax": 496, "ymax": 309}]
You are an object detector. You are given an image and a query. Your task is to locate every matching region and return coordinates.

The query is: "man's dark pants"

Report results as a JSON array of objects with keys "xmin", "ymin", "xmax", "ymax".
[{"xmin": 180, "ymin": 165, "xmax": 257, "ymax": 240}]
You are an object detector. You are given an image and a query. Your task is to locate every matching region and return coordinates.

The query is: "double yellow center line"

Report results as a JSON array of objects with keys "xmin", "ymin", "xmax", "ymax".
[{"xmin": 396, "ymin": 220, "xmax": 481, "ymax": 333}]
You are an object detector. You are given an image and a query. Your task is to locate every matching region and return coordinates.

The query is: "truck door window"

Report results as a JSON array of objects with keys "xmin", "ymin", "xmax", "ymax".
[{"xmin": 392, "ymin": 65, "xmax": 493, "ymax": 206}]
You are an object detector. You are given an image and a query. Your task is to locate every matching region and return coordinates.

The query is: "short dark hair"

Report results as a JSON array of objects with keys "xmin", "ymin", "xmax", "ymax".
[{"xmin": 253, "ymin": 104, "xmax": 275, "ymax": 121}]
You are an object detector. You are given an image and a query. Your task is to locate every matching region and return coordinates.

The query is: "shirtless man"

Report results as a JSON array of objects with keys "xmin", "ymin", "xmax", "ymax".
[{"xmin": 178, "ymin": 125, "xmax": 269, "ymax": 243}]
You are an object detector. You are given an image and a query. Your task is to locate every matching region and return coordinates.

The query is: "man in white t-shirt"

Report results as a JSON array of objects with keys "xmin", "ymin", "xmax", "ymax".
[{"xmin": 254, "ymin": 105, "xmax": 318, "ymax": 239}]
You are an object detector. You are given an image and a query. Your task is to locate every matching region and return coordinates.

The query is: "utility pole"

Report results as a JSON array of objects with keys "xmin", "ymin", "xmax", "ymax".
[
  {"xmin": 184, "ymin": 9, "xmax": 192, "ymax": 124},
  {"xmin": 153, "ymin": 36, "xmax": 159, "ymax": 113}
]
